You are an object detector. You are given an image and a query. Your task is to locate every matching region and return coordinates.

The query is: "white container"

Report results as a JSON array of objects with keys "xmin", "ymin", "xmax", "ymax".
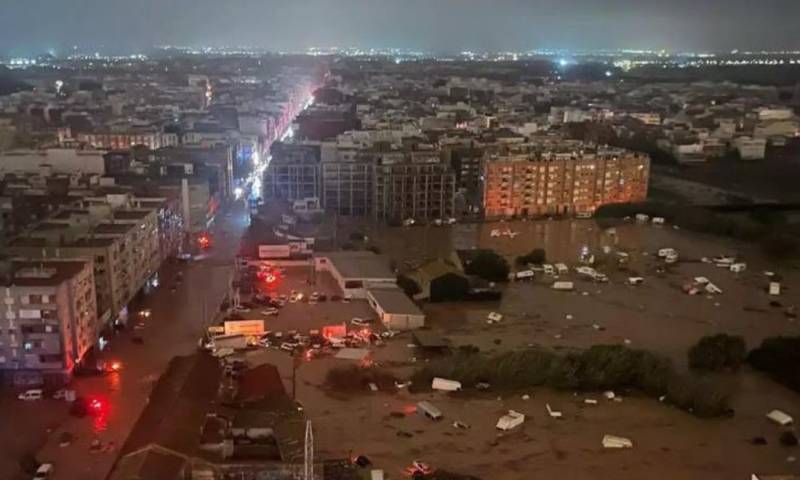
[{"xmin": 432, "ymin": 377, "xmax": 462, "ymax": 392}]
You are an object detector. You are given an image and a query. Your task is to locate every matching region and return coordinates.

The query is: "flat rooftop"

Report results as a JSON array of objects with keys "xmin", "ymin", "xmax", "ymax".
[
  {"xmin": 67, "ymin": 237, "xmax": 116, "ymax": 248},
  {"xmin": 8, "ymin": 259, "xmax": 88, "ymax": 287},
  {"xmin": 323, "ymin": 251, "xmax": 395, "ymax": 279},
  {"xmin": 112, "ymin": 210, "xmax": 150, "ymax": 220},
  {"xmin": 368, "ymin": 288, "xmax": 423, "ymax": 316},
  {"xmin": 94, "ymin": 223, "xmax": 134, "ymax": 234}
]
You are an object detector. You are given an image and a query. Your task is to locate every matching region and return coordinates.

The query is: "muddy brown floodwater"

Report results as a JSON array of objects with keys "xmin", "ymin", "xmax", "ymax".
[{"xmin": 307, "ymin": 218, "xmax": 800, "ymax": 479}]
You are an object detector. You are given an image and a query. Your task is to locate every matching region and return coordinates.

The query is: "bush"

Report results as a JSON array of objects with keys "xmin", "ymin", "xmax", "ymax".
[
  {"xmin": 761, "ymin": 234, "xmax": 800, "ymax": 259},
  {"xmin": 430, "ymin": 273, "xmax": 470, "ymax": 302},
  {"xmin": 748, "ymin": 336, "xmax": 800, "ymax": 393},
  {"xmin": 397, "ymin": 275, "xmax": 421, "ymax": 297},
  {"xmin": 688, "ymin": 334, "xmax": 747, "ymax": 372},
  {"xmin": 411, "ymin": 345, "xmax": 732, "ymax": 418},
  {"xmin": 325, "ymin": 365, "xmax": 398, "ymax": 393},
  {"xmin": 516, "ymin": 248, "xmax": 546, "ymax": 266},
  {"xmin": 464, "ymin": 251, "xmax": 510, "ymax": 283},
  {"xmin": 665, "ymin": 374, "xmax": 733, "ymax": 418}
]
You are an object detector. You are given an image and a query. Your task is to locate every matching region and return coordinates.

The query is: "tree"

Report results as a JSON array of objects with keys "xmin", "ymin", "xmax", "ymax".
[
  {"xmin": 516, "ymin": 248, "xmax": 546, "ymax": 266},
  {"xmin": 761, "ymin": 234, "xmax": 800, "ymax": 259},
  {"xmin": 397, "ymin": 275, "xmax": 421, "ymax": 297},
  {"xmin": 464, "ymin": 251, "xmax": 510, "ymax": 283},
  {"xmin": 688, "ymin": 334, "xmax": 747, "ymax": 372},
  {"xmin": 430, "ymin": 273, "xmax": 469, "ymax": 302},
  {"xmin": 748, "ymin": 336, "xmax": 800, "ymax": 393}
]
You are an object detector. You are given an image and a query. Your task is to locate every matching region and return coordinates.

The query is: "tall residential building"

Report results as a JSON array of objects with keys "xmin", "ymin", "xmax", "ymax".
[
  {"xmin": 5, "ymin": 194, "xmax": 162, "ymax": 327},
  {"xmin": 373, "ymin": 161, "xmax": 456, "ymax": 222},
  {"xmin": 0, "ymin": 258, "xmax": 98, "ymax": 386},
  {"xmin": 483, "ymin": 148, "xmax": 650, "ymax": 218}
]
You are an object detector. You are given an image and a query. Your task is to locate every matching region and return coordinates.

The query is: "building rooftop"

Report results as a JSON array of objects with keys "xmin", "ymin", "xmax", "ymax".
[
  {"xmin": 94, "ymin": 223, "xmax": 134, "ymax": 235},
  {"xmin": 6, "ymin": 259, "xmax": 88, "ymax": 287},
  {"xmin": 368, "ymin": 287, "xmax": 423, "ymax": 316},
  {"xmin": 112, "ymin": 210, "xmax": 150, "ymax": 220},
  {"xmin": 117, "ymin": 354, "xmax": 221, "ymax": 458},
  {"xmin": 7, "ymin": 237, "xmax": 48, "ymax": 247},
  {"xmin": 323, "ymin": 251, "xmax": 395, "ymax": 279},
  {"xmin": 67, "ymin": 237, "xmax": 117, "ymax": 248}
]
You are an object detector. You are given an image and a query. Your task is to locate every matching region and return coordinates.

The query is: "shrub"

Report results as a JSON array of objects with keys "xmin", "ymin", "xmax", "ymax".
[
  {"xmin": 516, "ymin": 248, "xmax": 546, "ymax": 266},
  {"xmin": 688, "ymin": 334, "xmax": 747, "ymax": 372},
  {"xmin": 464, "ymin": 251, "xmax": 510, "ymax": 283},
  {"xmin": 748, "ymin": 336, "xmax": 800, "ymax": 393},
  {"xmin": 430, "ymin": 273, "xmax": 470, "ymax": 302},
  {"xmin": 325, "ymin": 365, "xmax": 398, "ymax": 393},
  {"xmin": 761, "ymin": 234, "xmax": 800, "ymax": 259},
  {"xmin": 665, "ymin": 374, "xmax": 733, "ymax": 418},
  {"xmin": 410, "ymin": 345, "xmax": 732, "ymax": 418},
  {"xmin": 576, "ymin": 345, "xmax": 645, "ymax": 390},
  {"xmin": 397, "ymin": 275, "xmax": 421, "ymax": 297}
]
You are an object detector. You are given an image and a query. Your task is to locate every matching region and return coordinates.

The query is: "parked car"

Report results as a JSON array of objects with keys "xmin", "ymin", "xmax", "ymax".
[
  {"xmin": 18, "ymin": 389, "xmax": 43, "ymax": 401},
  {"xmin": 351, "ymin": 317, "xmax": 371, "ymax": 327}
]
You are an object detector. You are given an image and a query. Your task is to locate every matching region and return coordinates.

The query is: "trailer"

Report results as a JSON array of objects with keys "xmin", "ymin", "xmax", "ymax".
[
  {"xmin": 730, "ymin": 263, "xmax": 747, "ymax": 273},
  {"xmin": 766, "ymin": 409, "xmax": 793, "ymax": 426},
  {"xmin": 212, "ymin": 334, "xmax": 248, "ymax": 351},
  {"xmin": 602, "ymin": 434, "xmax": 633, "ymax": 449},
  {"xmin": 555, "ymin": 263, "xmax": 569, "ymax": 275},
  {"xmin": 432, "ymin": 378, "xmax": 462, "ymax": 392},
  {"xmin": 515, "ymin": 270, "xmax": 535, "ymax": 281},
  {"xmin": 417, "ymin": 401, "xmax": 443, "ymax": 420},
  {"xmin": 496, "ymin": 410, "xmax": 525, "ymax": 431},
  {"xmin": 552, "ymin": 281, "xmax": 575, "ymax": 291}
]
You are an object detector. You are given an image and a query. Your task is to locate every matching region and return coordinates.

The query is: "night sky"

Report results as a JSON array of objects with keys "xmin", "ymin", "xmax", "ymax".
[{"xmin": 1, "ymin": 0, "xmax": 798, "ymax": 55}]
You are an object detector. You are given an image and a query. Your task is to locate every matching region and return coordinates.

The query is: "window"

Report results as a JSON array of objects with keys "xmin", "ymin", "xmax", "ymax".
[{"xmin": 29, "ymin": 294, "xmax": 42, "ymax": 304}]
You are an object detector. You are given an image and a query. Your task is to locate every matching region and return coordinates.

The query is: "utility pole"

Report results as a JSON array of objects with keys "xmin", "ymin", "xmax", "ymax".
[
  {"xmin": 304, "ymin": 420, "xmax": 314, "ymax": 480},
  {"xmin": 291, "ymin": 351, "xmax": 302, "ymax": 400}
]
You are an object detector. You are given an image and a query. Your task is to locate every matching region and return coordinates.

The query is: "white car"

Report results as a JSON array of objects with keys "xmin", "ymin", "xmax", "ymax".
[
  {"xmin": 18, "ymin": 389, "xmax": 43, "ymax": 401},
  {"xmin": 52, "ymin": 389, "xmax": 73, "ymax": 400},
  {"xmin": 351, "ymin": 317, "xmax": 371, "ymax": 327}
]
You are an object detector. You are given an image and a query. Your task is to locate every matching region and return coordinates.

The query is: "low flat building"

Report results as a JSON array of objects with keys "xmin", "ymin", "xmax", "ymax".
[
  {"xmin": 314, "ymin": 251, "xmax": 396, "ymax": 299},
  {"xmin": 366, "ymin": 288, "xmax": 425, "ymax": 330}
]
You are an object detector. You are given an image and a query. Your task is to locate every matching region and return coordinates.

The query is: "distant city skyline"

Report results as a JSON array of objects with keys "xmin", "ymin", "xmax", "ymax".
[{"xmin": 1, "ymin": 0, "xmax": 799, "ymax": 57}]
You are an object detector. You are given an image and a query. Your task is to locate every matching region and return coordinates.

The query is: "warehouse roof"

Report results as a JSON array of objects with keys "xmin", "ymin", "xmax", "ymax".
[
  {"xmin": 368, "ymin": 288, "xmax": 423, "ymax": 316},
  {"xmin": 324, "ymin": 251, "xmax": 394, "ymax": 279}
]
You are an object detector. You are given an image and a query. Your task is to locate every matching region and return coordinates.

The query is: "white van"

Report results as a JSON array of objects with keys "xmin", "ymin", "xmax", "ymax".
[
  {"xmin": 18, "ymin": 389, "xmax": 43, "ymax": 401},
  {"xmin": 417, "ymin": 401, "xmax": 443, "ymax": 420},
  {"xmin": 33, "ymin": 463, "xmax": 54, "ymax": 479}
]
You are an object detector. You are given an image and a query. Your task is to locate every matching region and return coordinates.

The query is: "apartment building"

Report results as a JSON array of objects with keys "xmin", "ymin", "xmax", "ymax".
[
  {"xmin": 373, "ymin": 161, "xmax": 456, "ymax": 222},
  {"xmin": 483, "ymin": 148, "xmax": 650, "ymax": 218},
  {"xmin": 77, "ymin": 131, "xmax": 179, "ymax": 150},
  {"xmin": 263, "ymin": 142, "xmax": 321, "ymax": 201},
  {"xmin": 0, "ymin": 258, "xmax": 98, "ymax": 386},
  {"xmin": 5, "ymin": 194, "xmax": 162, "ymax": 327}
]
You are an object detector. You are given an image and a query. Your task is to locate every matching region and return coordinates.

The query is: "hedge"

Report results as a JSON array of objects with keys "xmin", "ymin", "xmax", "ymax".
[{"xmin": 412, "ymin": 345, "xmax": 732, "ymax": 418}]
